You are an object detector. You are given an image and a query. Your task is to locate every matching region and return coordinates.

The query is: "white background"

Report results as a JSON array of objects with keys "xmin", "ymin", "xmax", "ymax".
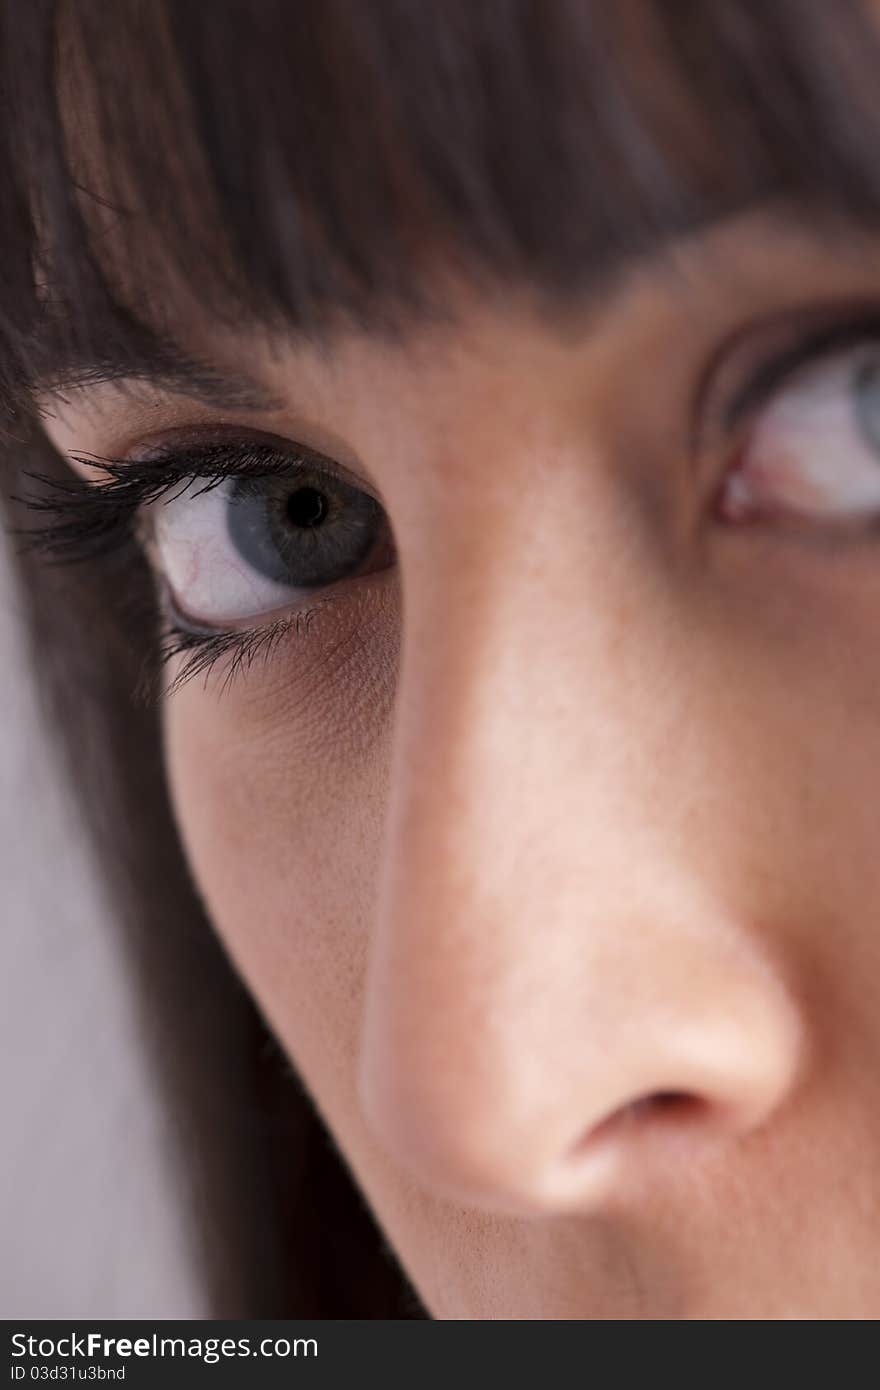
[{"xmin": 0, "ymin": 536, "xmax": 205, "ymax": 1317}]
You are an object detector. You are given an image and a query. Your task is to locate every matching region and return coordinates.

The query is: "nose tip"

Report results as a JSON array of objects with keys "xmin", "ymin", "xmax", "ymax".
[{"xmin": 357, "ymin": 980, "xmax": 805, "ymax": 1216}]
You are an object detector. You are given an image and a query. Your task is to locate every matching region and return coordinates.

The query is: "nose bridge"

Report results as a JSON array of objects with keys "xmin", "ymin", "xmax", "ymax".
[
  {"xmin": 358, "ymin": 463, "xmax": 804, "ymax": 1212},
  {"xmin": 371, "ymin": 465, "xmax": 652, "ymax": 1022}
]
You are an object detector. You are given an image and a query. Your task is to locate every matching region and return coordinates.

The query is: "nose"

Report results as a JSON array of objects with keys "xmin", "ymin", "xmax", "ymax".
[{"xmin": 357, "ymin": 464, "xmax": 806, "ymax": 1216}]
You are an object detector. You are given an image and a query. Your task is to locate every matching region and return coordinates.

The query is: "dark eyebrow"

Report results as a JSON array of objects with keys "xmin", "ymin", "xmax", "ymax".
[{"xmin": 37, "ymin": 338, "xmax": 287, "ymax": 413}]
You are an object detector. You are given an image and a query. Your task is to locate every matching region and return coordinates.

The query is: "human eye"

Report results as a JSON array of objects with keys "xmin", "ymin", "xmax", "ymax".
[
  {"xmin": 142, "ymin": 437, "xmax": 394, "ymax": 628},
  {"xmin": 709, "ymin": 311, "xmax": 880, "ymax": 533},
  {"xmin": 16, "ymin": 432, "xmax": 396, "ymax": 696}
]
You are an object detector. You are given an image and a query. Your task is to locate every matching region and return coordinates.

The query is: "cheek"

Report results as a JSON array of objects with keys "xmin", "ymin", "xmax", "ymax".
[{"xmin": 161, "ymin": 578, "xmax": 399, "ymax": 1125}]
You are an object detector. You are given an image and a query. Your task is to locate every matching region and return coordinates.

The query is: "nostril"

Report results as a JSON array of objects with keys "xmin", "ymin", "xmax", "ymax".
[
  {"xmin": 570, "ymin": 1090, "xmax": 710, "ymax": 1157},
  {"xmin": 625, "ymin": 1090, "xmax": 705, "ymax": 1122}
]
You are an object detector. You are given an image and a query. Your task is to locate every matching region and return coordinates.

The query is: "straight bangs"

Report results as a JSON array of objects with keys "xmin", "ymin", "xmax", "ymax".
[{"xmin": 3, "ymin": 0, "xmax": 880, "ymax": 430}]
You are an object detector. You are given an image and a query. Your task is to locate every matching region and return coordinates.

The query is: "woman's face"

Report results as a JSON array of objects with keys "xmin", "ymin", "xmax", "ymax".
[{"xmin": 41, "ymin": 213, "xmax": 880, "ymax": 1316}]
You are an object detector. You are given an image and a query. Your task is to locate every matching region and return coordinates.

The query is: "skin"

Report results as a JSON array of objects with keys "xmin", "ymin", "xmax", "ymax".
[{"xmin": 40, "ymin": 216, "xmax": 880, "ymax": 1317}]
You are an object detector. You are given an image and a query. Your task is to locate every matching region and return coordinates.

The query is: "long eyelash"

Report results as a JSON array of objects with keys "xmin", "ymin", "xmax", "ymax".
[
  {"xmin": 10, "ymin": 441, "xmax": 326, "ymax": 701},
  {"xmin": 148, "ymin": 599, "xmax": 333, "ymax": 702},
  {"xmin": 9, "ymin": 441, "xmax": 305, "ymax": 564}
]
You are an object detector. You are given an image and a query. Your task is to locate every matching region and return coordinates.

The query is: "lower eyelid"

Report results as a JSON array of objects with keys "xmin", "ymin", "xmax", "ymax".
[
  {"xmin": 160, "ymin": 568, "xmax": 353, "ymax": 642},
  {"xmin": 156, "ymin": 592, "xmax": 355, "ymax": 700}
]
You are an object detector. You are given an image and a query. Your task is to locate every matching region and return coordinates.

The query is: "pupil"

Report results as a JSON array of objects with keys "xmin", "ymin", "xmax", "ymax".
[{"xmin": 286, "ymin": 486, "xmax": 327, "ymax": 528}]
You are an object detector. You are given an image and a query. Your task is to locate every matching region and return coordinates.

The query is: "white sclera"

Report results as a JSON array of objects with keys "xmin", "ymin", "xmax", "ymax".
[
  {"xmin": 724, "ymin": 348, "xmax": 880, "ymax": 520},
  {"xmin": 150, "ymin": 479, "xmax": 306, "ymax": 625}
]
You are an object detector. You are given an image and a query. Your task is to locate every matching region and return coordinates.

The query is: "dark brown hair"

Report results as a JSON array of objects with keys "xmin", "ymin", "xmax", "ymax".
[{"xmin": 4, "ymin": 0, "xmax": 880, "ymax": 1316}]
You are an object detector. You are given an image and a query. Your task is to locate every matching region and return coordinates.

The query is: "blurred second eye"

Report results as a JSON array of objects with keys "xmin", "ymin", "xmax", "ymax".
[
  {"xmin": 719, "ymin": 345, "xmax": 880, "ymax": 526},
  {"xmin": 150, "ymin": 465, "xmax": 394, "ymax": 628}
]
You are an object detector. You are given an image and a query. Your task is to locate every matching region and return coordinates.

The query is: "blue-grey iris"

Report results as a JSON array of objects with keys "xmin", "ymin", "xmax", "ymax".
[
  {"xmin": 854, "ymin": 358, "xmax": 880, "ymax": 455},
  {"xmin": 226, "ymin": 469, "xmax": 384, "ymax": 588}
]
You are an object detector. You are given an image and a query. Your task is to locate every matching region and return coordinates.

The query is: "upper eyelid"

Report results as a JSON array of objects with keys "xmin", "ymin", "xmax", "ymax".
[
  {"xmin": 691, "ymin": 302, "xmax": 880, "ymax": 454},
  {"xmin": 722, "ymin": 314, "xmax": 880, "ymax": 428},
  {"xmin": 105, "ymin": 427, "xmax": 385, "ymax": 505}
]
